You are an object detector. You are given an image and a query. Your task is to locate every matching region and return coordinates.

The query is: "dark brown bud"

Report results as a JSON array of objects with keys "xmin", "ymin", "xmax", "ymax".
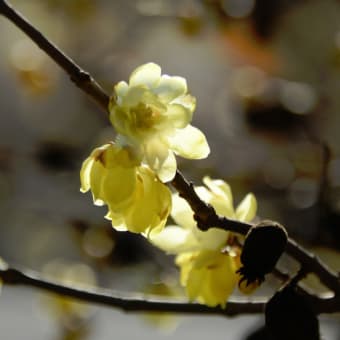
[
  {"xmin": 237, "ymin": 220, "xmax": 288, "ymax": 286},
  {"xmin": 265, "ymin": 285, "xmax": 320, "ymax": 340}
]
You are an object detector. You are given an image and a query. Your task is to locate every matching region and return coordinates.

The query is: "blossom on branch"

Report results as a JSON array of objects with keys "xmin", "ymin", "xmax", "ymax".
[
  {"xmin": 109, "ymin": 63, "xmax": 210, "ymax": 182},
  {"xmin": 80, "ymin": 142, "xmax": 171, "ymax": 235},
  {"xmin": 150, "ymin": 177, "xmax": 257, "ymax": 307}
]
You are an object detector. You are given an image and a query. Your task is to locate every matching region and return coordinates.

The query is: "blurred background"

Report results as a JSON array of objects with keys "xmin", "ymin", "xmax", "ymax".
[{"xmin": 0, "ymin": 0, "xmax": 340, "ymax": 339}]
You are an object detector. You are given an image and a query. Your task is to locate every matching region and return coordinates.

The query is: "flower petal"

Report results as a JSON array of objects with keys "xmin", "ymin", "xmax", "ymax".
[
  {"xmin": 154, "ymin": 75, "xmax": 187, "ymax": 103},
  {"xmin": 171, "ymin": 193, "xmax": 196, "ymax": 230},
  {"xmin": 80, "ymin": 156, "xmax": 94, "ymax": 193},
  {"xmin": 172, "ymin": 94, "xmax": 196, "ymax": 113},
  {"xmin": 114, "ymin": 81, "xmax": 129, "ymax": 103},
  {"xmin": 101, "ymin": 167, "xmax": 136, "ymax": 209},
  {"xmin": 166, "ymin": 103, "xmax": 192, "ymax": 129},
  {"xmin": 235, "ymin": 193, "xmax": 257, "ymax": 222},
  {"xmin": 89, "ymin": 160, "xmax": 106, "ymax": 206},
  {"xmin": 129, "ymin": 63, "xmax": 161, "ymax": 88},
  {"xmin": 150, "ymin": 226, "xmax": 192, "ymax": 254},
  {"xmin": 169, "ymin": 125, "xmax": 210, "ymax": 159},
  {"xmin": 145, "ymin": 140, "xmax": 177, "ymax": 182}
]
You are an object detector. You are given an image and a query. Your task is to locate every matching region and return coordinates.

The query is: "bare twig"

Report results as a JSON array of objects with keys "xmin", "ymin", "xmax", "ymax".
[
  {"xmin": 0, "ymin": 0, "xmax": 109, "ymax": 111},
  {"xmin": 1, "ymin": 0, "xmax": 340, "ymax": 314},
  {"xmin": 0, "ymin": 265, "xmax": 264, "ymax": 316}
]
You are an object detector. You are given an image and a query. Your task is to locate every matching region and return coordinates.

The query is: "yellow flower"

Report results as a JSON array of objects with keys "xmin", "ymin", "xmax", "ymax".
[
  {"xmin": 109, "ymin": 62, "xmax": 210, "ymax": 182},
  {"xmin": 80, "ymin": 142, "xmax": 171, "ymax": 235},
  {"xmin": 151, "ymin": 177, "xmax": 257, "ymax": 307}
]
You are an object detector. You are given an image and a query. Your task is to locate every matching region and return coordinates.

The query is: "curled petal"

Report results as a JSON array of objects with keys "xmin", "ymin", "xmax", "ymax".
[
  {"xmin": 171, "ymin": 193, "xmax": 196, "ymax": 230},
  {"xmin": 129, "ymin": 63, "xmax": 161, "ymax": 88},
  {"xmin": 154, "ymin": 75, "xmax": 187, "ymax": 103},
  {"xmin": 145, "ymin": 140, "xmax": 177, "ymax": 182},
  {"xmin": 235, "ymin": 193, "xmax": 257, "ymax": 222},
  {"xmin": 80, "ymin": 156, "xmax": 94, "ymax": 193},
  {"xmin": 166, "ymin": 104, "xmax": 192, "ymax": 129},
  {"xmin": 169, "ymin": 125, "xmax": 210, "ymax": 159},
  {"xmin": 149, "ymin": 226, "xmax": 192, "ymax": 254},
  {"xmin": 113, "ymin": 81, "xmax": 129, "ymax": 105},
  {"xmin": 89, "ymin": 160, "xmax": 106, "ymax": 206}
]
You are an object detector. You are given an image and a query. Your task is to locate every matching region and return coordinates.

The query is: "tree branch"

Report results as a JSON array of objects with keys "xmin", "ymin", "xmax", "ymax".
[
  {"xmin": 1, "ymin": 0, "xmax": 340, "ymax": 314},
  {"xmin": 0, "ymin": 265, "xmax": 264, "ymax": 316},
  {"xmin": 0, "ymin": 0, "xmax": 109, "ymax": 111}
]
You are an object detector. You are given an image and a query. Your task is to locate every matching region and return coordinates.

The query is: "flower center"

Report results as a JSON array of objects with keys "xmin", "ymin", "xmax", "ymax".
[{"xmin": 131, "ymin": 103, "xmax": 161, "ymax": 131}]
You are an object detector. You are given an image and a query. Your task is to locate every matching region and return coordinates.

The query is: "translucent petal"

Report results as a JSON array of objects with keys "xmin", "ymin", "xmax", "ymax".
[
  {"xmin": 149, "ymin": 226, "xmax": 192, "ymax": 254},
  {"xmin": 102, "ymin": 167, "xmax": 136, "ymax": 209},
  {"xmin": 169, "ymin": 125, "xmax": 210, "ymax": 159},
  {"xmin": 89, "ymin": 160, "xmax": 106, "ymax": 206},
  {"xmin": 124, "ymin": 167, "xmax": 171, "ymax": 233},
  {"xmin": 129, "ymin": 63, "xmax": 161, "ymax": 88},
  {"xmin": 176, "ymin": 253, "xmax": 194, "ymax": 286},
  {"xmin": 172, "ymin": 94, "xmax": 196, "ymax": 113},
  {"xmin": 203, "ymin": 177, "xmax": 233, "ymax": 205},
  {"xmin": 80, "ymin": 156, "xmax": 94, "ymax": 193},
  {"xmin": 192, "ymin": 228, "xmax": 228, "ymax": 250},
  {"xmin": 122, "ymin": 86, "xmax": 148, "ymax": 108},
  {"xmin": 186, "ymin": 265, "xmax": 204, "ymax": 301},
  {"xmin": 145, "ymin": 140, "xmax": 177, "ymax": 182},
  {"xmin": 154, "ymin": 75, "xmax": 187, "ymax": 103},
  {"xmin": 166, "ymin": 104, "xmax": 192, "ymax": 129},
  {"xmin": 235, "ymin": 193, "xmax": 257, "ymax": 222},
  {"xmin": 114, "ymin": 81, "xmax": 129, "ymax": 100},
  {"xmin": 171, "ymin": 193, "xmax": 196, "ymax": 230},
  {"xmin": 156, "ymin": 150, "xmax": 177, "ymax": 183}
]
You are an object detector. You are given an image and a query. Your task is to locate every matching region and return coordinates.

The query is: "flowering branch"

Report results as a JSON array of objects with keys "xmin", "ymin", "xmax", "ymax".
[{"xmin": 1, "ymin": 0, "xmax": 340, "ymax": 315}]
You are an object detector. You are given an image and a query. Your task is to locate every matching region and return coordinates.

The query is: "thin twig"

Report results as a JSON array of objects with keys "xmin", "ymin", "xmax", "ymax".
[
  {"xmin": 0, "ymin": 0, "xmax": 109, "ymax": 111},
  {"xmin": 1, "ymin": 0, "xmax": 340, "ymax": 314},
  {"xmin": 0, "ymin": 266, "xmax": 264, "ymax": 316}
]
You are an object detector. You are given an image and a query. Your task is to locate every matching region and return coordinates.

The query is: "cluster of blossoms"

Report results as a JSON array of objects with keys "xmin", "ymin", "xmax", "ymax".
[
  {"xmin": 81, "ymin": 62, "xmax": 209, "ymax": 235},
  {"xmin": 150, "ymin": 177, "xmax": 257, "ymax": 307},
  {"xmin": 80, "ymin": 63, "xmax": 258, "ymax": 307}
]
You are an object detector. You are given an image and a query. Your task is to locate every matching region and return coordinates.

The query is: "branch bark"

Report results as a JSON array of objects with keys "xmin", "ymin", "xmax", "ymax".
[
  {"xmin": 1, "ymin": 0, "xmax": 340, "ymax": 315},
  {"xmin": 0, "ymin": 265, "xmax": 264, "ymax": 316}
]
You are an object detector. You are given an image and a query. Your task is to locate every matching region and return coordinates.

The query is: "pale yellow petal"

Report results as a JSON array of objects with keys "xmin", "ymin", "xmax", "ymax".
[
  {"xmin": 155, "ymin": 150, "xmax": 177, "ymax": 183},
  {"xmin": 101, "ymin": 167, "xmax": 136, "ymax": 209},
  {"xmin": 166, "ymin": 104, "xmax": 192, "ymax": 129},
  {"xmin": 192, "ymin": 228, "xmax": 228, "ymax": 250},
  {"xmin": 114, "ymin": 81, "xmax": 129, "ymax": 100},
  {"xmin": 169, "ymin": 125, "xmax": 210, "ymax": 159},
  {"xmin": 129, "ymin": 63, "xmax": 161, "ymax": 88},
  {"xmin": 235, "ymin": 193, "xmax": 257, "ymax": 222},
  {"xmin": 89, "ymin": 160, "xmax": 106, "ymax": 206},
  {"xmin": 149, "ymin": 226, "xmax": 192, "ymax": 254},
  {"xmin": 154, "ymin": 75, "xmax": 187, "ymax": 103},
  {"xmin": 124, "ymin": 167, "xmax": 171, "ymax": 233},
  {"xmin": 145, "ymin": 140, "xmax": 177, "ymax": 182},
  {"xmin": 203, "ymin": 177, "xmax": 233, "ymax": 205},
  {"xmin": 80, "ymin": 156, "xmax": 94, "ymax": 193},
  {"xmin": 171, "ymin": 193, "xmax": 196, "ymax": 230},
  {"xmin": 122, "ymin": 86, "xmax": 148, "ymax": 108},
  {"xmin": 172, "ymin": 94, "xmax": 196, "ymax": 113}
]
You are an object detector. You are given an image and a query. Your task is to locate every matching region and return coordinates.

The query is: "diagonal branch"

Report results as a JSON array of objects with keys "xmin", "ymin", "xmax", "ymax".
[
  {"xmin": 1, "ymin": 0, "xmax": 340, "ymax": 314},
  {"xmin": 0, "ymin": 0, "xmax": 109, "ymax": 111}
]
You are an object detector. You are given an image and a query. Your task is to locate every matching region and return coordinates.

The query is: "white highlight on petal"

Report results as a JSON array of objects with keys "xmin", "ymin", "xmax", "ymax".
[{"xmin": 129, "ymin": 62, "xmax": 161, "ymax": 88}]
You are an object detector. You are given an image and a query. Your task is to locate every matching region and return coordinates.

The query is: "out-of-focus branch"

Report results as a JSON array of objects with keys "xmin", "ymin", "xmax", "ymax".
[
  {"xmin": 0, "ymin": 0, "xmax": 109, "ymax": 111},
  {"xmin": 0, "ymin": 265, "xmax": 264, "ymax": 316},
  {"xmin": 1, "ymin": 0, "xmax": 340, "ymax": 314}
]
